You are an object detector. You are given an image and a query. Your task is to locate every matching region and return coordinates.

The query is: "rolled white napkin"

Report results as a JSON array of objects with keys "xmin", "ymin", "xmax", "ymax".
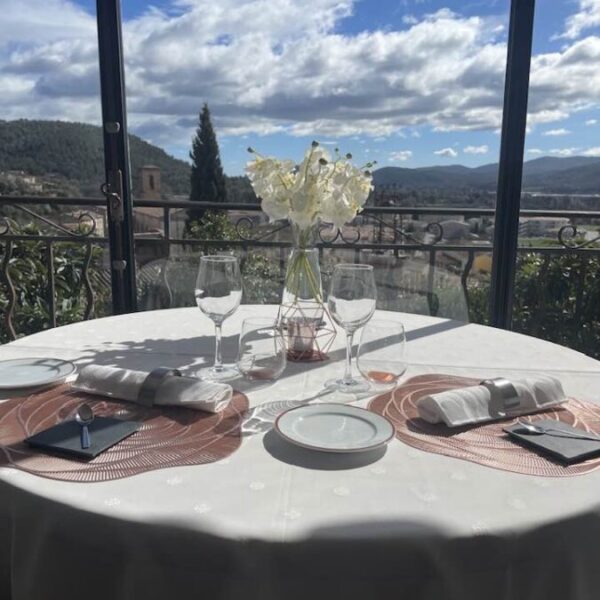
[
  {"xmin": 417, "ymin": 376, "xmax": 566, "ymax": 427},
  {"xmin": 73, "ymin": 365, "xmax": 233, "ymax": 413}
]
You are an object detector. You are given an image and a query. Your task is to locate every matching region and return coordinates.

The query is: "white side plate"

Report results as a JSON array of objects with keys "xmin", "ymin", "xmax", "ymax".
[
  {"xmin": 0, "ymin": 358, "xmax": 76, "ymax": 390},
  {"xmin": 275, "ymin": 403, "xmax": 395, "ymax": 453}
]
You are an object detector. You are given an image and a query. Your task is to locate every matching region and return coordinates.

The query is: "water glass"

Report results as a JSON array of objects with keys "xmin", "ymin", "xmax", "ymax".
[
  {"xmin": 195, "ymin": 255, "xmax": 242, "ymax": 381},
  {"xmin": 238, "ymin": 318, "xmax": 286, "ymax": 381},
  {"xmin": 326, "ymin": 263, "xmax": 377, "ymax": 393},
  {"xmin": 358, "ymin": 317, "xmax": 407, "ymax": 391}
]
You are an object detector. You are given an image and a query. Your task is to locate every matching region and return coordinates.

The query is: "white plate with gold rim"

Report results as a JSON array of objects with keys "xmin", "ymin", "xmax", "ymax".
[{"xmin": 275, "ymin": 403, "xmax": 395, "ymax": 453}]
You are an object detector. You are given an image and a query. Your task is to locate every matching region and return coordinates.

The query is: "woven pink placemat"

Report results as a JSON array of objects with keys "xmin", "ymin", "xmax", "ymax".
[
  {"xmin": 0, "ymin": 384, "xmax": 248, "ymax": 482},
  {"xmin": 369, "ymin": 374, "xmax": 600, "ymax": 477}
]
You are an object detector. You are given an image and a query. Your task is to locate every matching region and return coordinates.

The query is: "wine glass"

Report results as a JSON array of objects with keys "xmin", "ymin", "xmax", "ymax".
[
  {"xmin": 326, "ymin": 263, "xmax": 377, "ymax": 393},
  {"xmin": 358, "ymin": 317, "xmax": 407, "ymax": 391},
  {"xmin": 195, "ymin": 255, "xmax": 242, "ymax": 381},
  {"xmin": 237, "ymin": 318, "xmax": 286, "ymax": 381}
]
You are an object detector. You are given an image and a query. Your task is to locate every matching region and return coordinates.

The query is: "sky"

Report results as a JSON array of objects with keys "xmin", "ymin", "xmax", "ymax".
[{"xmin": 0, "ymin": 0, "xmax": 599, "ymax": 175}]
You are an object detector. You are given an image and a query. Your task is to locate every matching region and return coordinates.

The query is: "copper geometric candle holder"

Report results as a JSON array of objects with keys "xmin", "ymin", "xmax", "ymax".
[{"xmin": 277, "ymin": 300, "xmax": 336, "ymax": 362}]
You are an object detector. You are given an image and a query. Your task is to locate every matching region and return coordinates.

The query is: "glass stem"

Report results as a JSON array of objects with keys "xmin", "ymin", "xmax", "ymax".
[
  {"xmin": 343, "ymin": 331, "xmax": 354, "ymax": 384},
  {"xmin": 214, "ymin": 323, "xmax": 223, "ymax": 370}
]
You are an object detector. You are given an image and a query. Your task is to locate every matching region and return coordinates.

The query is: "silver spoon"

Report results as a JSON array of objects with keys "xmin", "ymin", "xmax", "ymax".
[
  {"xmin": 75, "ymin": 404, "xmax": 94, "ymax": 449},
  {"xmin": 514, "ymin": 422, "xmax": 600, "ymax": 442}
]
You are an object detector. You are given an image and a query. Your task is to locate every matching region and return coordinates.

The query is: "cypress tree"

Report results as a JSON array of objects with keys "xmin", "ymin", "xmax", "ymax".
[{"xmin": 188, "ymin": 103, "xmax": 227, "ymax": 223}]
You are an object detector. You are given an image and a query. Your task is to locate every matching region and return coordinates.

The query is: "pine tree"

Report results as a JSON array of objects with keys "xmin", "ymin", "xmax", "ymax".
[{"xmin": 188, "ymin": 104, "xmax": 227, "ymax": 223}]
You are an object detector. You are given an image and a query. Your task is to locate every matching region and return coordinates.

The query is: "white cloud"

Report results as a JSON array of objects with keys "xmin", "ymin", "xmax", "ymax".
[
  {"xmin": 1, "ymin": 0, "xmax": 600, "ymax": 153},
  {"xmin": 434, "ymin": 147, "xmax": 458, "ymax": 158},
  {"xmin": 557, "ymin": 0, "xmax": 600, "ymax": 40},
  {"xmin": 549, "ymin": 147, "xmax": 579, "ymax": 157},
  {"xmin": 582, "ymin": 146, "xmax": 600, "ymax": 156},
  {"xmin": 532, "ymin": 146, "xmax": 600, "ymax": 158},
  {"xmin": 0, "ymin": 2, "xmax": 506, "ymax": 142},
  {"xmin": 586, "ymin": 118, "xmax": 598, "ymax": 125},
  {"xmin": 0, "ymin": 0, "xmax": 95, "ymax": 45},
  {"xmin": 389, "ymin": 150, "xmax": 413, "ymax": 161},
  {"xmin": 526, "ymin": 111, "xmax": 570, "ymax": 127},
  {"xmin": 527, "ymin": 37, "xmax": 600, "ymax": 130},
  {"xmin": 463, "ymin": 144, "xmax": 489, "ymax": 154},
  {"xmin": 542, "ymin": 128, "xmax": 571, "ymax": 136}
]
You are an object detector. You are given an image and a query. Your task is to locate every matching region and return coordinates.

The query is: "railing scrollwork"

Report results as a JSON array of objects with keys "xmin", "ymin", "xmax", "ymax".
[
  {"xmin": 0, "ymin": 217, "xmax": 10, "ymax": 236},
  {"xmin": 558, "ymin": 224, "xmax": 600, "ymax": 249},
  {"xmin": 2, "ymin": 194, "xmax": 600, "ymax": 344},
  {"xmin": 367, "ymin": 214, "xmax": 444, "ymax": 247},
  {"xmin": 0, "ymin": 204, "xmax": 97, "ymax": 238},
  {"xmin": 318, "ymin": 223, "xmax": 361, "ymax": 245},
  {"xmin": 0, "ymin": 239, "xmax": 16, "ymax": 339},
  {"xmin": 235, "ymin": 217, "xmax": 290, "ymax": 242},
  {"xmin": 0, "ymin": 198, "xmax": 101, "ymax": 341}
]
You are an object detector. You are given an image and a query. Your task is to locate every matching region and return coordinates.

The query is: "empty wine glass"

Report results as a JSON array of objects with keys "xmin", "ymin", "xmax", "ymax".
[
  {"xmin": 195, "ymin": 255, "xmax": 242, "ymax": 381},
  {"xmin": 358, "ymin": 317, "xmax": 407, "ymax": 391},
  {"xmin": 238, "ymin": 318, "xmax": 286, "ymax": 381},
  {"xmin": 326, "ymin": 263, "xmax": 377, "ymax": 393}
]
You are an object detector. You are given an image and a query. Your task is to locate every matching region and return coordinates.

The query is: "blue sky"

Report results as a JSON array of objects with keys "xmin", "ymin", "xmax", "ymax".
[{"xmin": 2, "ymin": 0, "xmax": 599, "ymax": 175}]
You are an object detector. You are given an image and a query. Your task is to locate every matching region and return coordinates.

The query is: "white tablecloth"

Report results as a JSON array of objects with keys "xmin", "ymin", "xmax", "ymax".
[{"xmin": 1, "ymin": 306, "xmax": 599, "ymax": 600}]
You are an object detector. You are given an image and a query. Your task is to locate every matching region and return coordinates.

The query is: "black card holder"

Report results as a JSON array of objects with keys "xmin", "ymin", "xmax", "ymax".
[
  {"xmin": 26, "ymin": 417, "xmax": 140, "ymax": 459},
  {"xmin": 504, "ymin": 419, "xmax": 600, "ymax": 465}
]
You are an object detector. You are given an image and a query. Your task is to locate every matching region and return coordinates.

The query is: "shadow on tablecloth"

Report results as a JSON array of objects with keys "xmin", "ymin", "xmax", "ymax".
[{"xmin": 262, "ymin": 428, "xmax": 387, "ymax": 470}]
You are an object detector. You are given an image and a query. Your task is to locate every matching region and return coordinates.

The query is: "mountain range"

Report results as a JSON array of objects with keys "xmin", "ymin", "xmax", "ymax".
[
  {"xmin": 373, "ymin": 156, "xmax": 600, "ymax": 194},
  {"xmin": 0, "ymin": 120, "xmax": 598, "ymax": 197}
]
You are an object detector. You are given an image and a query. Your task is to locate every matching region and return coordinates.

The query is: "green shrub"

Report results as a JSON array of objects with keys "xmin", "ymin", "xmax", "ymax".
[{"xmin": 0, "ymin": 221, "xmax": 109, "ymax": 343}]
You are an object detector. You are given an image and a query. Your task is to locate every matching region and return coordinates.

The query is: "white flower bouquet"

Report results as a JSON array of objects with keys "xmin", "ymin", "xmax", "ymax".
[
  {"xmin": 246, "ymin": 141, "xmax": 374, "ymax": 236},
  {"xmin": 245, "ymin": 142, "xmax": 374, "ymax": 360}
]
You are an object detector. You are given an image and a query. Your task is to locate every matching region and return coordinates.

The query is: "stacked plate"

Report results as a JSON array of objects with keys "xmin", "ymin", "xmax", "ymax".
[{"xmin": 275, "ymin": 403, "xmax": 394, "ymax": 453}]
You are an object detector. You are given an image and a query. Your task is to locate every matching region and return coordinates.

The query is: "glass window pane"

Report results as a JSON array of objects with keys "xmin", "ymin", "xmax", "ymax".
[
  {"xmin": 120, "ymin": 1, "xmax": 511, "ymax": 322},
  {"xmin": 0, "ymin": 1, "xmax": 110, "ymax": 341},
  {"xmin": 517, "ymin": 0, "xmax": 600, "ymax": 358}
]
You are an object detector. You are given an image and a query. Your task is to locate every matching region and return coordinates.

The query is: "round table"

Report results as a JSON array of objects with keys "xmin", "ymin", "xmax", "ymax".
[{"xmin": 1, "ymin": 306, "xmax": 599, "ymax": 600}]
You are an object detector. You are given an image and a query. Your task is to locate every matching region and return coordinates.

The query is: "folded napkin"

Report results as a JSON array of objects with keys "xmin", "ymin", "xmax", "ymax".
[
  {"xmin": 417, "ymin": 376, "xmax": 566, "ymax": 427},
  {"xmin": 73, "ymin": 365, "xmax": 233, "ymax": 413}
]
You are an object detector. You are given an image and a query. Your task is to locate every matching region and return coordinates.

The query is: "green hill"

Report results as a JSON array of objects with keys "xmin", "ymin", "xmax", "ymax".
[{"xmin": 0, "ymin": 119, "xmax": 193, "ymax": 197}]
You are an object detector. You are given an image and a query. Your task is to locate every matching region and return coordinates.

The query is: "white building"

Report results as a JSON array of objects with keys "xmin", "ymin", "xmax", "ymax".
[{"xmin": 518, "ymin": 217, "xmax": 570, "ymax": 237}]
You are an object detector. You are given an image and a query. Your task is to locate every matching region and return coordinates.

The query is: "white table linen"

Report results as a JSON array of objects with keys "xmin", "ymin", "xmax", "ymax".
[
  {"xmin": 73, "ymin": 364, "xmax": 233, "ymax": 412},
  {"xmin": 417, "ymin": 375, "xmax": 566, "ymax": 426},
  {"xmin": 1, "ymin": 306, "xmax": 600, "ymax": 600}
]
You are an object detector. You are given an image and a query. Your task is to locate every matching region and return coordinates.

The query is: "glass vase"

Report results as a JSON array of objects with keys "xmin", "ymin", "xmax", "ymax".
[{"xmin": 280, "ymin": 224, "xmax": 326, "ymax": 359}]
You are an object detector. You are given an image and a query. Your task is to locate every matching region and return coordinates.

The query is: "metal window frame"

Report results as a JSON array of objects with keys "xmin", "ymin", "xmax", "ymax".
[
  {"xmin": 96, "ymin": 0, "xmax": 137, "ymax": 314},
  {"xmin": 94, "ymin": 0, "xmax": 536, "ymax": 327},
  {"xmin": 490, "ymin": 0, "xmax": 536, "ymax": 328}
]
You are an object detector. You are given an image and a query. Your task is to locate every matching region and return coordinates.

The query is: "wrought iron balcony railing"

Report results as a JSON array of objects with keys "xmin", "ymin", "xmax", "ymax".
[{"xmin": 1, "ymin": 195, "xmax": 599, "ymax": 353}]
